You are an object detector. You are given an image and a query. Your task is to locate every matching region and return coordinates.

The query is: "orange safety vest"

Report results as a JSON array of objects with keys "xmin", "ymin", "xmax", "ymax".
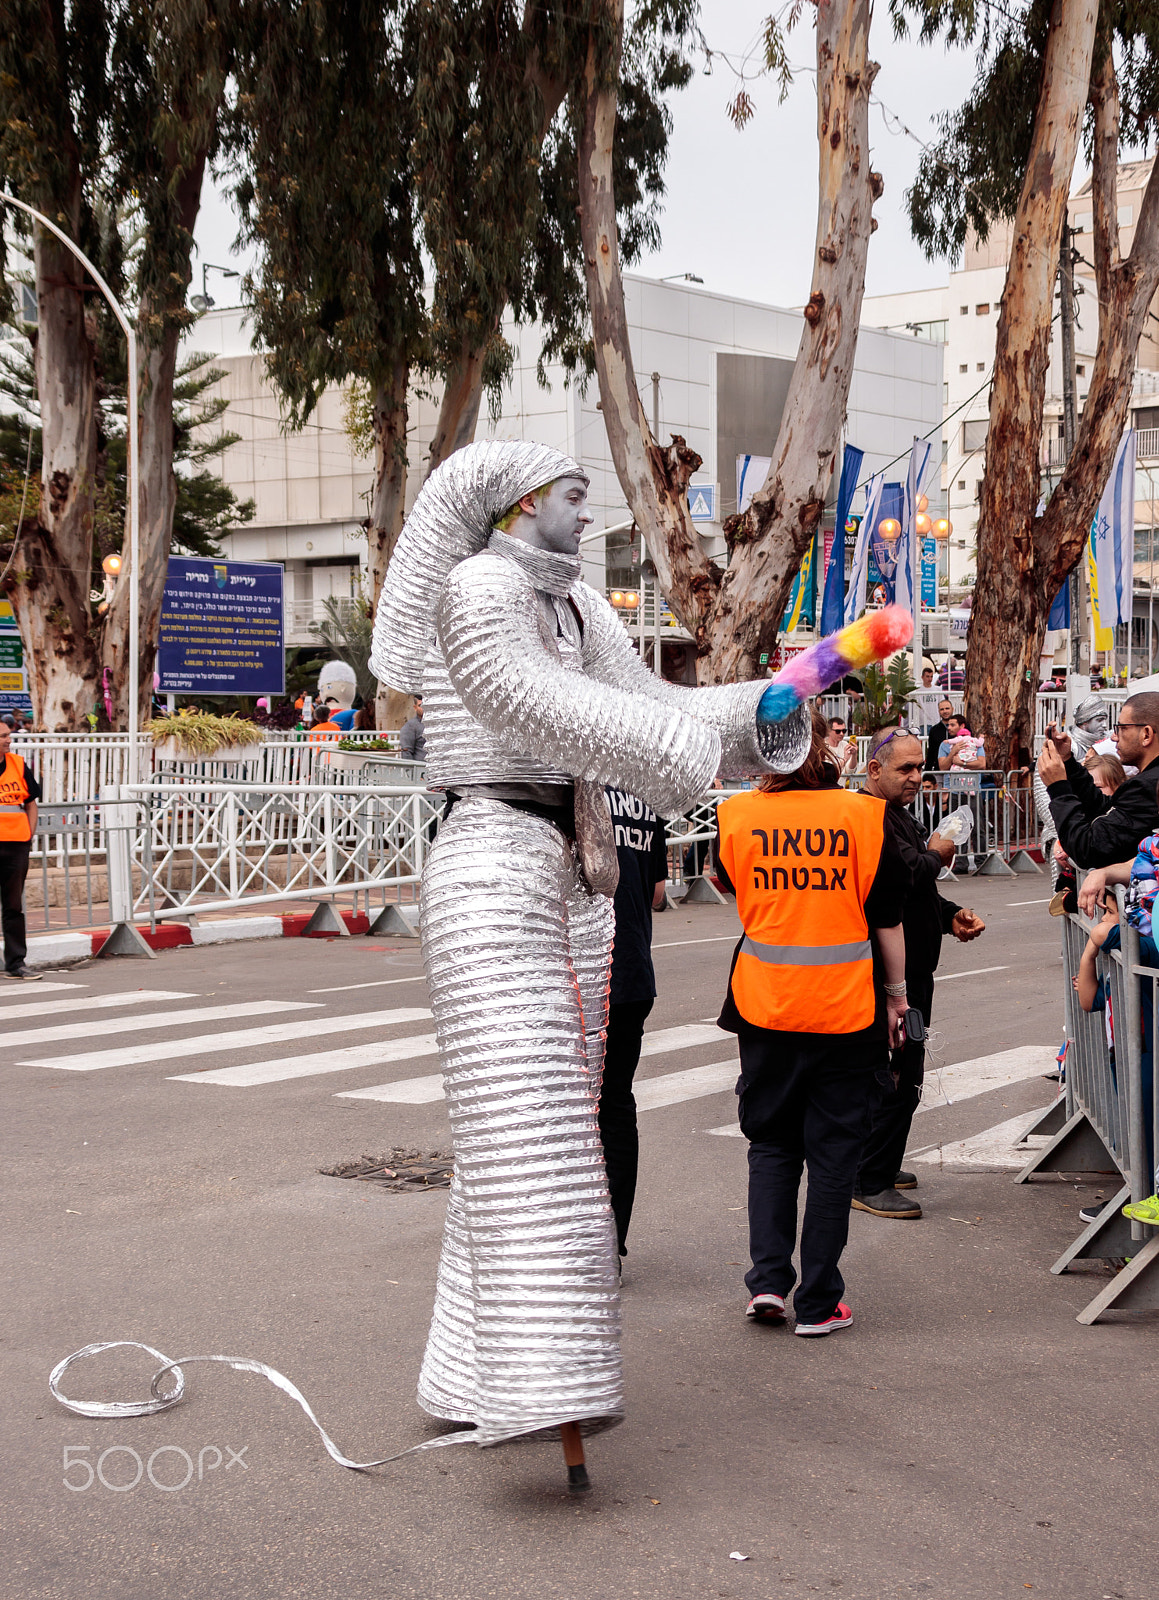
[
  {"xmin": 716, "ymin": 787, "xmax": 887, "ymax": 1034},
  {"xmin": 0, "ymin": 752, "xmax": 32, "ymax": 842}
]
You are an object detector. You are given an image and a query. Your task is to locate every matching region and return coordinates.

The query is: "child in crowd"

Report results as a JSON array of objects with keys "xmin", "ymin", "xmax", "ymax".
[{"xmin": 1074, "ymin": 905, "xmax": 1120, "ymax": 1061}]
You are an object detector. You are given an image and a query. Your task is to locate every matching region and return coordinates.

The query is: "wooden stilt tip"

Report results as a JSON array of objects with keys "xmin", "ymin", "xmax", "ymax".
[{"xmin": 560, "ymin": 1421, "xmax": 590, "ymax": 1491}]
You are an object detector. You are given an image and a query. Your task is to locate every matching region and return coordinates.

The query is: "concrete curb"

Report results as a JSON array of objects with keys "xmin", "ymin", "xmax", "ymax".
[{"xmin": 25, "ymin": 907, "xmax": 416, "ymax": 967}]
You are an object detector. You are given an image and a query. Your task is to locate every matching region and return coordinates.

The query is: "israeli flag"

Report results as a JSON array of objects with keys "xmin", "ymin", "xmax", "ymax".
[
  {"xmin": 893, "ymin": 437, "xmax": 933, "ymax": 617},
  {"xmin": 1092, "ymin": 428, "xmax": 1136, "ymax": 627},
  {"xmin": 845, "ymin": 473, "xmax": 884, "ymax": 625}
]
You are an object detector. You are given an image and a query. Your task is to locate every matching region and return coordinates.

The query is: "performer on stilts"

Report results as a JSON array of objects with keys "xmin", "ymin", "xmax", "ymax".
[{"xmin": 370, "ymin": 439, "xmax": 911, "ymax": 1490}]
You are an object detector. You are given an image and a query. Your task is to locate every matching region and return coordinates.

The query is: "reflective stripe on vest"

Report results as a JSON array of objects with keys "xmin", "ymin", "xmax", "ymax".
[
  {"xmin": 0, "ymin": 753, "xmax": 31, "ymax": 842},
  {"xmin": 740, "ymin": 935, "xmax": 873, "ymax": 966},
  {"xmin": 717, "ymin": 787, "xmax": 886, "ymax": 1034}
]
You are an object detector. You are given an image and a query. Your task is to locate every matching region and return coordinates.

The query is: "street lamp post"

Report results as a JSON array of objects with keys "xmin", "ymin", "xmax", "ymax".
[{"xmin": 0, "ymin": 193, "xmax": 140, "ymax": 783}]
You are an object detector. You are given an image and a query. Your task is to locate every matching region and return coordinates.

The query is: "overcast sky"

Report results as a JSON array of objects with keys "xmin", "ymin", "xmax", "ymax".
[{"xmin": 192, "ymin": 3, "xmax": 981, "ymax": 312}]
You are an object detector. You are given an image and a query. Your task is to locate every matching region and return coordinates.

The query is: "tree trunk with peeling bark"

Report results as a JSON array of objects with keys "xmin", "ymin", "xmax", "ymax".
[
  {"xmin": 1033, "ymin": 53, "xmax": 1159, "ymax": 690},
  {"xmin": 964, "ymin": 0, "xmax": 1099, "ymax": 766},
  {"xmin": 425, "ymin": 338, "xmax": 488, "ymax": 477},
  {"xmin": 577, "ymin": 12, "xmax": 719, "ymax": 658},
  {"xmin": 5, "ymin": 218, "xmax": 101, "ymax": 730},
  {"xmin": 580, "ymin": 0, "xmax": 880, "ymax": 684},
  {"xmin": 102, "ymin": 152, "xmax": 214, "ymax": 728},
  {"xmin": 369, "ymin": 364, "xmax": 415, "ymax": 730}
]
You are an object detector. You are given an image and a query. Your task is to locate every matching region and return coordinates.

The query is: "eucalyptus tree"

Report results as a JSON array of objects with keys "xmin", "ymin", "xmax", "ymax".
[
  {"xmin": 0, "ymin": 0, "xmax": 117, "ymax": 726},
  {"xmin": 574, "ymin": 0, "xmax": 884, "ymax": 683},
  {"xmin": 899, "ymin": 0, "xmax": 1159, "ymax": 764},
  {"xmin": 1, "ymin": 0, "xmax": 237, "ymax": 728}
]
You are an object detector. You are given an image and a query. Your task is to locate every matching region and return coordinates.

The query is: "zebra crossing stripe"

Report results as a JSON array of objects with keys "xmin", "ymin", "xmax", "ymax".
[
  {"xmin": 0, "ymin": 989, "xmax": 196, "ymax": 1025},
  {"xmin": 705, "ymin": 1045, "xmax": 1060, "ymax": 1136},
  {"xmin": 170, "ymin": 1019, "xmax": 436, "ymax": 1087},
  {"xmin": 5, "ymin": 999, "xmax": 319, "ymax": 1051},
  {"xmin": 24, "ymin": 1005, "xmax": 425, "ymax": 1073},
  {"xmin": 335, "ymin": 1026, "xmax": 736, "ymax": 1105},
  {"xmin": 634, "ymin": 1060, "xmax": 738, "ymax": 1111},
  {"xmin": 0, "ymin": 981, "xmax": 88, "ymax": 997}
]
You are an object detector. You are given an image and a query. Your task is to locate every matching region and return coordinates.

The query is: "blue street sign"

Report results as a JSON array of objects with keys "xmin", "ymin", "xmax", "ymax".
[
  {"xmin": 157, "ymin": 558, "xmax": 285, "ymax": 695},
  {"xmin": 688, "ymin": 483, "xmax": 716, "ymax": 521}
]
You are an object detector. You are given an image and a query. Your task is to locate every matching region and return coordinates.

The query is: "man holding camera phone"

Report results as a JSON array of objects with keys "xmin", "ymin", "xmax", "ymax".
[{"xmin": 853, "ymin": 730, "xmax": 985, "ymax": 1219}]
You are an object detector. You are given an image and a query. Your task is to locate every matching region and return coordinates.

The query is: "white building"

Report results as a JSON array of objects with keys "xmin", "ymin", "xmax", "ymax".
[{"xmin": 188, "ymin": 273, "xmax": 941, "ymax": 670}]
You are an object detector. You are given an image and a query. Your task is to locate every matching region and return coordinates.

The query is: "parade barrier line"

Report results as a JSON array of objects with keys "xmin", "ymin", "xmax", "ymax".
[
  {"xmin": 24, "ymin": 768, "xmax": 1043, "ymax": 962},
  {"xmin": 1018, "ymin": 884, "xmax": 1159, "ymax": 1322},
  {"xmin": 49, "ymin": 1342, "xmax": 480, "ymax": 1471}
]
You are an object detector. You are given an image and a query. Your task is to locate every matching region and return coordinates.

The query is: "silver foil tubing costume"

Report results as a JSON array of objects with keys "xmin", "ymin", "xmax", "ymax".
[
  {"xmin": 417, "ymin": 801, "xmax": 620, "ymax": 1444},
  {"xmin": 371, "ymin": 439, "xmax": 810, "ymax": 1449}
]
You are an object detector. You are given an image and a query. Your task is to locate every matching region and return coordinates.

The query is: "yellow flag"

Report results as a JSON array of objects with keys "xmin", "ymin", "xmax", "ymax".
[{"xmin": 1088, "ymin": 538, "xmax": 1115, "ymax": 651}]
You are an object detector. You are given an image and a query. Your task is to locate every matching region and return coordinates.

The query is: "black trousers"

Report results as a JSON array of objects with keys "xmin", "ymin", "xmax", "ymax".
[
  {"xmin": 738, "ymin": 1025, "xmax": 887, "ymax": 1324},
  {"xmin": 598, "ymin": 997, "xmax": 653, "ymax": 1255},
  {"xmin": 856, "ymin": 978, "xmax": 934, "ymax": 1195},
  {"xmin": 0, "ymin": 840, "xmax": 31, "ymax": 972}
]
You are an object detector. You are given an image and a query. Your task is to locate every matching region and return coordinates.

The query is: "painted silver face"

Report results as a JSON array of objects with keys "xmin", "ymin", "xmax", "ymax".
[{"xmin": 513, "ymin": 476, "xmax": 594, "ymax": 556}]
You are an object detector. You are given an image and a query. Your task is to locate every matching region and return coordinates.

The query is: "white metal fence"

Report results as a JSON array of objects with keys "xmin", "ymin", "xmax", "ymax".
[
  {"xmin": 124, "ymin": 780, "xmax": 435, "ymax": 920},
  {"xmin": 13, "ymin": 731, "xmax": 416, "ymax": 816}
]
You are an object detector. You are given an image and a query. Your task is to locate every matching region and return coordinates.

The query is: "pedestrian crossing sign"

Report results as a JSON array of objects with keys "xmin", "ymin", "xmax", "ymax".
[{"xmin": 687, "ymin": 484, "xmax": 716, "ymax": 521}]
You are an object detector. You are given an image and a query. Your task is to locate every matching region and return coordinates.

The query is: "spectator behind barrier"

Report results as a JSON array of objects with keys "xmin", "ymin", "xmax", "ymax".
[
  {"xmin": 925, "ymin": 699, "xmax": 955, "ymax": 773},
  {"xmin": 1076, "ymin": 851, "xmax": 1159, "ymax": 1228},
  {"xmin": 1038, "ymin": 693, "xmax": 1159, "ymax": 868},
  {"xmin": 1083, "ymin": 750, "xmax": 1127, "ymax": 797},
  {"xmin": 937, "ymin": 715, "xmax": 985, "ymax": 772}
]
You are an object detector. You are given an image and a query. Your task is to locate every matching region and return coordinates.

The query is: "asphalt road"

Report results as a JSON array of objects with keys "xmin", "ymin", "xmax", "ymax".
[{"xmin": 6, "ymin": 875, "xmax": 1156, "ymax": 1600}]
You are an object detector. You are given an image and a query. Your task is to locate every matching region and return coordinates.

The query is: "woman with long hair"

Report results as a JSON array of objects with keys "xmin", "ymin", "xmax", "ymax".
[{"xmin": 713, "ymin": 710, "xmax": 909, "ymax": 1336}]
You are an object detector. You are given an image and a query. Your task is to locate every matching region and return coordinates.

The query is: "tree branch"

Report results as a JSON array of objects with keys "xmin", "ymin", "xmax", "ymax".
[{"xmin": 1088, "ymin": 47, "xmax": 1120, "ymax": 302}]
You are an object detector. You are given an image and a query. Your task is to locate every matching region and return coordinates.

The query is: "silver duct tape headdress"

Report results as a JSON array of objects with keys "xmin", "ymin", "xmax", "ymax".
[
  {"xmin": 371, "ymin": 441, "xmax": 590, "ymax": 694},
  {"xmin": 758, "ymin": 701, "xmax": 812, "ymax": 774}
]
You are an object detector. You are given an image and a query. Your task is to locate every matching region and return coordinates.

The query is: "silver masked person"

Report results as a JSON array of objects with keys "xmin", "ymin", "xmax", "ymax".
[
  {"xmin": 1033, "ymin": 694, "xmax": 1110, "ymax": 884},
  {"xmin": 371, "ymin": 440, "xmax": 808, "ymax": 1450}
]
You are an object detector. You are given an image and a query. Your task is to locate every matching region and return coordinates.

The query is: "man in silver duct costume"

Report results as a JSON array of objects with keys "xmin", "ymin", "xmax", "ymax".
[{"xmin": 370, "ymin": 440, "xmax": 810, "ymax": 1464}]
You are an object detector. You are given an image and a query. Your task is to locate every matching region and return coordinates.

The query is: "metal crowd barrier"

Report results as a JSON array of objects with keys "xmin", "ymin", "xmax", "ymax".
[
  {"xmin": 118, "ymin": 780, "xmax": 437, "ymax": 935},
  {"xmin": 26, "ymin": 803, "xmax": 101, "ymax": 933},
  {"xmin": 1017, "ymin": 885, "xmax": 1159, "ymax": 1322}
]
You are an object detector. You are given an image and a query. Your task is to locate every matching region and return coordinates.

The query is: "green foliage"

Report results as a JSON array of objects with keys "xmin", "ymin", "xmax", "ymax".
[
  {"xmin": 233, "ymin": 0, "xmax": 426, "ymax": 424},
  {"xmin": 146, "ymin": 709, "xmax": 265, "ymax": 754},
  {"xmin": 852, "ymin": 654, "xmax": 917, "ymax": 736},
  {"xmin": 0, "ymin": 0, "xmax": 122, "ymax": 323},
  {"xmin": 894, "ymin": 0, "xmax": 1159, "ymax": 263},
  {"xmin": 886, "ymin": 652, "xmax": 918, "ymax": 705},
  {"xmin": 410, "ymin": 0, "xmax": 542, "ymax": 407},
  {"xmin": 233, "ymin": 1, "xmax": 700, "ymax": 421},
  {"xmin": 530, "ymin": 0, "xmax": 700, "ymax": 386}
]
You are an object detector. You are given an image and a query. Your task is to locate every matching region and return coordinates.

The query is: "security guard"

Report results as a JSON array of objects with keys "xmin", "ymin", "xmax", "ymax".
[
  {"xmin": 0, "ymin": 717, "xmax": 43, "ymax": 980},
  {"xmin": 714, "ymin": 715, "xmax": 908, "ymax": 1337}
]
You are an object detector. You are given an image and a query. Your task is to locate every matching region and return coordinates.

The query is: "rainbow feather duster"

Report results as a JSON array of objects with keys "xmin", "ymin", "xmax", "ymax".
[{"xmin": 757, "ymin": 606, "xmax": 914, "ymax": 723}]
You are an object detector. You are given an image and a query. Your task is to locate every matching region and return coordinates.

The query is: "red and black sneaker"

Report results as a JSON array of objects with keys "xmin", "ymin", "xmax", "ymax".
[
  {"xmin": 745, "ymin": 1292, "xmax": 786, "ymax": 1324},
  {"xmin": 794, "ymin": 1302, "xmax": 853, "ymax": 1337}
]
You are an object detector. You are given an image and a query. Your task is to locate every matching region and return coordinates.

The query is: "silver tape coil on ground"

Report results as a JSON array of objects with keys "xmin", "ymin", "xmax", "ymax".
[{"xmin": 49, "ymin": 1341, "xmax": 476, "ymax": 1471}]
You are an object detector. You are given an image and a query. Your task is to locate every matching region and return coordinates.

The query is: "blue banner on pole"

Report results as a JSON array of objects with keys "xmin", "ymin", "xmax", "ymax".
[
  {"xmin": 1047, "ymin": 583, "xmax": 1070, "ymax": 631},
  {"xmin": 157, "ymin": 558, "xmax": 286, "ymax": 695},
  {"xmin": 868, "ymin": 483, "xmax": 904, "ymax": 604},
  {"xmin": 820, "ymin": 444, "xmax": 864, "ymax": 636},
  {"xmin": 921, "ymin": 537, "xmax": 937, "ymax": 608}
]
